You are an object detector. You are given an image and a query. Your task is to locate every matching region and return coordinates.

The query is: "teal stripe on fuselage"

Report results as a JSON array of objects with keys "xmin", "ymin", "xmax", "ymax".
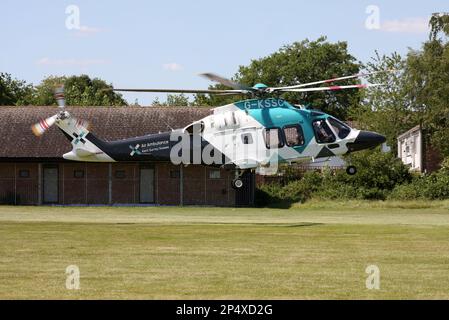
[{"xmin": 234, "ymin": 98, "xmax": 325, "ymax": 154}]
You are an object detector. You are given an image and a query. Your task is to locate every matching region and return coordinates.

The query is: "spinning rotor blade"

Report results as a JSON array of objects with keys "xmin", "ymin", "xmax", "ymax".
[
  {"xmin": 272, "ymin": 70, "xmax": 396, "ymax": 91},
  {"xmin": 73, "ymin": 117, "xmax": 90, "ymax": 131},
  {"xmin": 200, "ymin": 73, "xmax": 254, "ymax": 91},
  {"xmin": 280, "ymin": 83, "xmax": 382, "ymax": 93},
  {"xmin": 112, "ymin": 88, "xmax": 246, "ymax": 95},
  {"xmin": 54, "ymin": 85, "xmax": 65, "ymax": 108},
  {"xmin": 31, "ymin": 115, "xmax": 58, "ymax": 137}
]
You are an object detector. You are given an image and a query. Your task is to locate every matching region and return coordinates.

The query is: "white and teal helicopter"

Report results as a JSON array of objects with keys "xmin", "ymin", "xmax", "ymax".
[{"xmin": 32, "ymin": 72, "xmax": 387, "ymax": 189}]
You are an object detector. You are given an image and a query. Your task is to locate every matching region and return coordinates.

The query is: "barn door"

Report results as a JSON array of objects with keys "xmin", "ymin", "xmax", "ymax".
[
  {"xmin": 140, "ymin": 167, "xmax": 155, "ymax": 203},
  {"xmin": 43, "ymin": 166, "xmax": 58, "ymax": 204}
]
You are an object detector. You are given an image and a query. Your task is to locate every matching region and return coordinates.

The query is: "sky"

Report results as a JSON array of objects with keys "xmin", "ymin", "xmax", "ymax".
[{"xmin": 1, "ymin": 0, "xmax": 448, "ymax": 105}]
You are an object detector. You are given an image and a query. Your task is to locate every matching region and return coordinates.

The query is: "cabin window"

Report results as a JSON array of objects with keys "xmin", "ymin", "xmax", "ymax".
[
  {"xmin": 73, "ymin": 170, "xmax": 85, "ymax": 179},
  {"xmin": 241, "ymin": 133, "xmax": 254, "ymax": 145},
  {"xmin": 312, "ymin": 119, "xmax": 336, "ymax": 144},
  {"xmin": 283, "ymin": 125, "xmax": 305, "ymax": 147},
  {"xmin": 265, "ymin": 128, "xmax": 283, "ymax": 149},
  {"xmin": 328, "ymin": 118, "xmax": 351, "ymax": 139},
  {"xmin": 209, "ymin": 169, "xmax": 221, "ymax": 179}
]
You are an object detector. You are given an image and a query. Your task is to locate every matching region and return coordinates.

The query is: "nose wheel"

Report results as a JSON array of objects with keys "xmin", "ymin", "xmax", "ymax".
[
  {"xmin": 232, "ymin": 178, "xmax": 244, "ymax": 189},
  {"xmin": 232, "ymin": 170, "xmax": 246, "ymax": 189},
  {"xmin": 346, "ymin": 165, "xmax": 357, "ymax": 176}
]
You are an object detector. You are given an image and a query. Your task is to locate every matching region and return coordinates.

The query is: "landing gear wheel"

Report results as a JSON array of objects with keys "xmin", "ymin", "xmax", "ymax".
[
  {"xmin": 232, "ymin": 178, "xmax": 244, "ymax": 189},
  {"xmin": 346, "ymin": 166, "xmax": 357, "ymax": 176}
]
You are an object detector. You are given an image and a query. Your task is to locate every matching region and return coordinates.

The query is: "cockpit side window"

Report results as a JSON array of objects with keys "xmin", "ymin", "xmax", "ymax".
[
  {"xmin": 312, "ymin": 119, "xmax": 336, "ymax": 144},
  {"xmin": 328, "ymin": 118, "xmax": 351, "ymax": 139}
]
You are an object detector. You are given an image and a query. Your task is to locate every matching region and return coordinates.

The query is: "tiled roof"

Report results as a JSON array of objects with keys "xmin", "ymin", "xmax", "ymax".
[{"xmin": 0, "ymin": 106, "xmax": 212, "ymax": 158}]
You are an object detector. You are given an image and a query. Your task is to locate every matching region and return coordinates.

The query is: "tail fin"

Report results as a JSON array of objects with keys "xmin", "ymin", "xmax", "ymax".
[{"xmin": 56, "ymin": 112, "xmax": 114, "ymax": 162}]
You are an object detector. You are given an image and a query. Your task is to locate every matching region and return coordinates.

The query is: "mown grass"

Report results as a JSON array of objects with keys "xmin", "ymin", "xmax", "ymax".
[{"xmin": 0, "ymin": 201, "xmax": 448, "ymax": 299}]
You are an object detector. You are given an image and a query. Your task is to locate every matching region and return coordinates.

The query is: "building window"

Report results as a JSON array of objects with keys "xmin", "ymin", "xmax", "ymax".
[
  {"xmin": 18, "ymin": 170, "xmax": 30, "ymax": 178},
  {"xmin": 115, "ymin": 170, "xmax": 126, "ymax": 179},
  {"xmin": 209, "ymin": 169, "xmax": 221, "ymax": 179},
  {"xmin": 170, "ymin": 169, "xmax": 180, "ymax": 179},
  {"xmin": 283, "ymin": 125, "xmax": 305, "ymax": 147},
  {"xmin": 241, "ymin": 133, "xmax": 254, "ymax": 145},
  {"xmin": 73, "ymin": 170, "xmax": 84, "ymax": 179},
  {"xmin": 312, "ymin": 119, "xmax": 336, "ymax": 144},
  {"xmin": 264, "ymin": 128, "xmax": 283, "ymax": 149}
]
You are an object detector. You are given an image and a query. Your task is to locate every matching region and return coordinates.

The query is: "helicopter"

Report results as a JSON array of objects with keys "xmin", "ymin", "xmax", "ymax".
[{"xmin": 32, "ymin": 72, "xmax": 387, "ymax": 189}]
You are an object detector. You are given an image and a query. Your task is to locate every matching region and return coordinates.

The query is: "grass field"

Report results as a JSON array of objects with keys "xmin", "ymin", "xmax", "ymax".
[{"xmin": 1, "ymin": 200, "xmax": 449, "ymax": 299}]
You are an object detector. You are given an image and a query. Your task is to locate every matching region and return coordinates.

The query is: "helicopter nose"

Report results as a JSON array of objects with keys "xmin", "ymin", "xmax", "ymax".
[{"xmin": 347, "ymin": 131, "xmax": 386, "ymax": 152}]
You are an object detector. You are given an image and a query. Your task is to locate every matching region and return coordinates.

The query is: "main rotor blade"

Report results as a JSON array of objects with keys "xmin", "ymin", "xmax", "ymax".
[
  {"xmin": 200, "ymin": 73, "xmax": 254, "ymax": 91},
  {"xmin": 112, "ymin": 88, "xmax": 246, "ymax": 95},
  {"xmin": 280, "ymin": 83, "xmax": 382, "ymax": 93},
  {"xmin": 272, "ymin": 70, "xmax": 396, "ymax": 91}
]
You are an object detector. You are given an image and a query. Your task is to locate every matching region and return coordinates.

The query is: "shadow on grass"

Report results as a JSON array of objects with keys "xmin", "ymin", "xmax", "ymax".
[
  {"xmin": 254, "ymin": 189, "xmax": 304, "ymax": 209},
  {"xmin": 281, "ymin": 222, "xmax": 323, "ymax": 228}
]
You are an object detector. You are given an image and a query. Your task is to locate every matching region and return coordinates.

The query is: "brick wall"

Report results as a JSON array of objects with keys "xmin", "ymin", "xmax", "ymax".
[
  {"xmin": 424, "ymin": 145, "xmax": 443, "ymax": 173},
  {"xmin": 0, "ymin": 162, "xmax": 237, "ymax": 206}
]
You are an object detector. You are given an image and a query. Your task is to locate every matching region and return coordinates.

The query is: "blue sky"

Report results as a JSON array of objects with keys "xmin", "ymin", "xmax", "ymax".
[{"xmin": 1, "ymin": 0, "xmax": 448, "ymax": 105}]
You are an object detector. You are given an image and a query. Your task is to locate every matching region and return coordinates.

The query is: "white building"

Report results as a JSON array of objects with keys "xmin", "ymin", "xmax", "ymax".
[{"xmin": 397, "ymin": 125, "xmax": 423, "ymax": 172}]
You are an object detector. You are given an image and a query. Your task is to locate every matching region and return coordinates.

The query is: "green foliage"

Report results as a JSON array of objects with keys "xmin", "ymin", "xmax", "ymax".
[
  {"xmin": 31, "ymin": 75, "xmax": 127, "ymax": 106},
  {"xmin": 194, "ymin": 37, "xmax": 361, "ymax": 119},
  {"xmin": 351, "ymin": 14, "xmax": 449, "ymax": 159},
  {"xmin": 1, "ymin": 74, "xmax": 127, "ymax": 106},
  {"xmin": 430, "ymin": 13, "xmax": 449, "ymax": 40},
  {"xmin": 349, "ymin": 52, "xmax": 416, "ymax": 154},
  {"xmin": 404, "ymin": 13, "xmax": 449, "ymax": 157},
  {"xmin": 0, "ymin": 73, "xmax": 34, "ymax": 105},
  {"xmin": 344, "ymin": 150, "xmax": 412, "ymax": 190},
  {"xmin": 312, "ymin": 151, "xmax": 410, "ymax": 201},
  {"xmin": 255, "ymin": 171, "xmax": 322, "ymax": 207},
  {"xmin": 390, "ymin": 163, "xmax": 449, "ymax": 201},
  {"xmin": 152, "ymin": 94, "xmax": 190, "ymax": 106},
  {"xmin": 256, "ymin": 152, "xmax": 449, "ymax": 206},
  {"xmin": 256, "ymin": 150, "xmax": 413, "ymax": 205}
]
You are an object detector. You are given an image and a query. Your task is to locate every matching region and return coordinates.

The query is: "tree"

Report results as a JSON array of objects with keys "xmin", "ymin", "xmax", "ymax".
[
  {"xmin": 193, "ymin": 37, "xmax": 361, "ymax": 119},
  {"xmin": 31, "ymin": 75, "xmax": 127, "ymax": 106},
  {"xmin": 152, "ymin": 94, "xmax": 190, "ymax": 106},
  {"xmin": 0, "ymin": 73, "xmax": 34, "ymax": 105},
  {"xmin": 405, "ymin": 13, "xmax": 449, "ymax": 156},
  {"xmin": 349, "ymin": 52, "xmax": 416, "ymax": 154}
]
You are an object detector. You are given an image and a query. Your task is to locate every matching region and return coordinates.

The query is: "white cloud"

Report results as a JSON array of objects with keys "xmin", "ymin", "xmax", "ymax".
[
  {"xmin": 37, "ymin": 57, "xmax": 109, "ymax": 67},
  {"xmin": 379, "ymin": 17, "xmax": 429, "ymax": 34},
  {"xmin": 163, "ymin": 63, "xmax": 183, "ymax": 71}
]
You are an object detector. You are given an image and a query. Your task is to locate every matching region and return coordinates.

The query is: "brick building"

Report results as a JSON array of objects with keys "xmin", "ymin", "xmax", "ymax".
[{"xmin": 0, "ymin": 106, "xmax": 254, "ymax": 206}]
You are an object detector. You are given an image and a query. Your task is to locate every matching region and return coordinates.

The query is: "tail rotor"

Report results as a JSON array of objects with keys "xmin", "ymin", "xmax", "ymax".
[
  {"xmin": 31, "ymin": 85, "xmax": 89, "ymax": 137},
  {"xmin": 31, "ymin": 114, "xmax": 59, "ymax": 137}
]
